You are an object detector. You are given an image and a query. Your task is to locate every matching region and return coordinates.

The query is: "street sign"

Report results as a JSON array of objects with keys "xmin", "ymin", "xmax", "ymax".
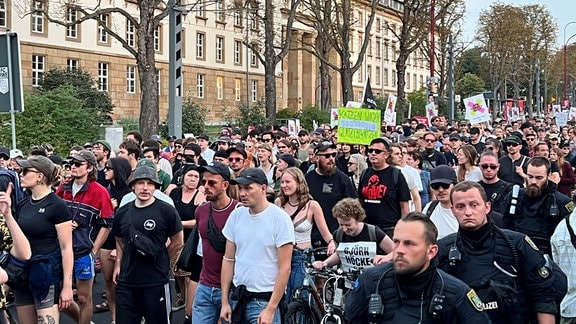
[{"xmin": 0, "ymin": 33, "xmax": 24, "ymax": 113}]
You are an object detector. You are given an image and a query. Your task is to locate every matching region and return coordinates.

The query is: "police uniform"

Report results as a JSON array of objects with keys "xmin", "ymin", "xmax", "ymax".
[
  {"xmin": 345, "ymin": 263, "xmax": 490, "ymax": 324},
  {"xmin": 502, "ymin": 181, "xmax": 573, "ymax": 254},
  {"xmin": 437, "ymin": 222, "xmax": 565, "ymax": 324}
]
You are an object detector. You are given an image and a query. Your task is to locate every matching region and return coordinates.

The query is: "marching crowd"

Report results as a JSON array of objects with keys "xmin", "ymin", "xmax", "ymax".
[{"xmin": 0, "ymin": 114, "xmax": 573, "ymax": 323}]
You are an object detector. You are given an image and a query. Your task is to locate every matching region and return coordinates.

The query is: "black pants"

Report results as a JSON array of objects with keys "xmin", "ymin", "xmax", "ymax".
[{"xmin": 116, "ymin": 283, "xmax": 171, "ymax": 324}]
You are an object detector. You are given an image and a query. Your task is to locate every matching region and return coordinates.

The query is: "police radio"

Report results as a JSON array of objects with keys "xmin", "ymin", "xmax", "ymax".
[
  {"xmin": 428, "ymin": 271, "xmax": 446, "ymax": 319},
  {"xmin": 549, "ymin": 194, "xmax": 559, "ymax": 217},
  {"xmin": 448, "ymin": 245, "xmax": 461, "ymax": 266},
  {"xmin": 368, "ymin": 293, "xmax": 384, "ymax": 323},
  {"xmin": 509, "ymin": 185, "xmax": 520, "ymax": 215}
]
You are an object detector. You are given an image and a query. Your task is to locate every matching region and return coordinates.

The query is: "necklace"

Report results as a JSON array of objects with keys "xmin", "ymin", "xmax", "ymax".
[
  {"xmin": 29, "ymin": 193, "xmax": 50, "ymax": 205},
  {"xmin": 287, "ymin": 200, "xmax": 300, "ymax": 207}
]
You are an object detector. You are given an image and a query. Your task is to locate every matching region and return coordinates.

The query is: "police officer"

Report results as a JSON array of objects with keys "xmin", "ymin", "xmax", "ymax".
[
  {"xmin": 438, "ymin": 181, "xmax": 566, "ymax": 324},
  {"xmin": 502, "ymin": 156, "xmax": 573, "ymax": 254},
  {"xmin": 345, "ymin": 212, "xmax": 490, "ymax": 323}
]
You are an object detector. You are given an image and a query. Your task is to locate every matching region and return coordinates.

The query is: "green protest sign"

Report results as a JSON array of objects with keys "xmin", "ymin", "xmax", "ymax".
[{"xmin": 337, "ymin": 108, "xmax": 381, "ymax": 145}]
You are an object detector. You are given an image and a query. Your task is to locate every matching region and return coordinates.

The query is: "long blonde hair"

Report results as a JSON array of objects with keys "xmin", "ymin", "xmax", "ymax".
[
  {"xmin": 457, "ymin": 144, "xmax": 478, "ymax": 182},
  {"xmin": 277, "ymin": 167, "xmax": 312, "ymax": 208}
]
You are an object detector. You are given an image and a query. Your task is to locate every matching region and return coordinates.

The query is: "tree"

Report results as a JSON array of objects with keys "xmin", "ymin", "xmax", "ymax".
[
  {"xmin": 407, "ymin": 87, "xmax": 428, "ymax": 117},
  {"xmin": 297, "ymin": 105, "xmax": 329, "ymax": 130},
  {"xmin": 455, "ymin": 47, "xmax": 491, "ymax": 86},
  {"xmin": 239, "ymin": 0, "xmax": 302, "ymax": 124},
  {"xmin": 160, "ymin": 98, "xmax": 207, "ymax": 137},
  {"xmin": 296, "ymin": 0, "xmax": 378, "ymax": 104},
  {"xmin": 455, "ymin": 73, "xmax": 485, "ymax": 97},
  {"xmin": 39, "ymin": 67, "xmax": 114, "ymax": 125},
  {"xmin": 0, "ymin": 85, "xmax": 101, "ymax": 154},
  {"xmin": 229, "ymin": 100, "xmax": 269, "ymax": 132}
]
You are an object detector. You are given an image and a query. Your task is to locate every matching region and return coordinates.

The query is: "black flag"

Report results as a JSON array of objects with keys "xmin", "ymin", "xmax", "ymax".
[{"xmin": 363, "ymin": 77, "xmax": 377, "ymax": 109}]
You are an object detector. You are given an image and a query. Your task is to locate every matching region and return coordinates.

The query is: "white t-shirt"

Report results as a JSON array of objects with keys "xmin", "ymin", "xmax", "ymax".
[
  {"xmin": 465, "ymin": 167, "xmax": 483, "ymax": 182},
  {"xmin": 201, "ymin": 148, "xmax": 215, "ymax": 164},
  {"xmin": 222, "ymin": 203, "xmax": 295, "ymax": 293},
  {"xmin": 397, "ymin": 165, "xmax": 423, "ymax": 211},
  {"xmin": 423, "ymin": 201, "xmax": 458, "ymax": 239}
]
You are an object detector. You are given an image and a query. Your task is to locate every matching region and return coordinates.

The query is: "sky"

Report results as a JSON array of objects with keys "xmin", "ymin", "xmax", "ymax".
[{"xmin": 463, "ymin": 0, "xmax": 572, "ymax": 49}]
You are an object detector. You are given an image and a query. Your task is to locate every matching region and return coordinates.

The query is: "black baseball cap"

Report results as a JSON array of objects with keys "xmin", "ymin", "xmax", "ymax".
[
  {"xmin": 314, "ymin": 142, "xmax": 336, "ymax": 154},
  {"xmin": 230, "ymin": 168, "xmax": 268, "ymax": 185},
  {"xmin": 430, "ymin": 165, "xmax": 457, "ymax": 185},
  {"xmin": 197, "ymin": 162, "xmax": 231, "ymax": 182},
  {"xmin": 226, "ymin": 147, "xmax": 247, "ymax": 159}
]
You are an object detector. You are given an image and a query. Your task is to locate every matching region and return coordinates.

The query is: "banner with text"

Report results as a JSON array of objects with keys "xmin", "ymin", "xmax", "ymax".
[
  {"xmin": 464, "ymin": 94, "xmax": 491, "ymax": 124},
  {"xmin": 425, "ymin": 102, "xmax": 438, "ymax": 123},
  {"xmin": 556, "ymin": 112, "xmax": 569, "ymax": 127},
  {"xmin": 338, "ymin": 108, "xmax": 381, "ymax": 145},
  {"xmin": 337, "ymin": 241, "xmax": 377, "ymax": 273}
]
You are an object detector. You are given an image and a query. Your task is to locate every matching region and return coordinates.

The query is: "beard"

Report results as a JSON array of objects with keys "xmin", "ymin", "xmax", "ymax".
[
  {"xmin": 526, "ymin": 183, "xmax": 544, "ymax": 198},
  {"xmin": 318, "ymin": 161, "xmax": 336, "ymax": 176}
]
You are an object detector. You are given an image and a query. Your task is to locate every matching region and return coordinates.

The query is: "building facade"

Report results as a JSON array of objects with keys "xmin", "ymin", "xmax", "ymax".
[{"xmin": 1, "ymin": 0, "xmax": 429, "ymax": 124}]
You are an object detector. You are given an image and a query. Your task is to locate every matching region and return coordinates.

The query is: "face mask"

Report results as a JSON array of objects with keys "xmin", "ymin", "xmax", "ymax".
[{"xmin": 425, "ymin": 148, "xmax": 435, "ymax": 155}]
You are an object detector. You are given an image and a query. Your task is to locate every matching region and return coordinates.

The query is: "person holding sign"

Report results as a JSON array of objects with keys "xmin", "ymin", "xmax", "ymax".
[{"xmin": 312, "ymin": 198, "xmax": 394, "ymax": 272}]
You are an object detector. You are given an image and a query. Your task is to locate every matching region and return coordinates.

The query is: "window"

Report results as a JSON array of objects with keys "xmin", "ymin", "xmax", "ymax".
[
  {"xmin": 66, "ymin": 7, "xmax": 78, "ymax": 39},
  {"xmin": 357, "ymin": 91, "xmax": 362, "ymax": 101},
  {"xmin": 384, "ymin": 68, "xmax": 388, "ymax": 86},
  {"xmin": 126, "ymin": 66, "xmax": 136, "ymax": 93},
  {"xmin": 251, "ymin": 80, "xmax": 258, "ymax": 102},
  {"xmin": 216, "ymin": 36, "xmax": 224, "ymax": 62},
  {"xmin": 384, "ymin": 43, "xmax": 389, "ymax": 60},
  {"xmin": 375, "ymin": 66, "xmax": 380, "ymax": 85},
  {"xmin": 31, "ymin": 55, "xmax": 45, "ymax": 87},
  {"xmin": 357, "ymin": 10, "xmax": 362, "ymax": 27},
  {"xmin": 413, "ymin": 74, "xmax": 417, "ymax": 90},
  {"xmin": 235, "ymin": 79, "xmax": 241, "ymax": 101},
  {"xmin": 234, "ymin": 9, "xmax": 243, "ymax": 26},
  {"xmin": 376, "ymin": 18, "xmax": 381, "ymax": 33},
  {"xmin": 154, "ymin": 25, "xmax": 161, "ymax": 52},
  {"xmin": 216, "ymin": 0, "xmax": 225, "ymax": 22},
  {"xmin": 367, "ymin": 65, "xmax": 372, "ymax": 81},
  {"xmin": 126, "ymin": 19, "xmax": 135, "ymax": 47},
  {"xmin": 0, "ymin": 0, "xmax": 7, "ymax": 28},
  {"xmin": 98, "ymin": 14, "xmax": 109, "ymax": 44},
  {"xmin": 406, "ymin": 72, "xmax": 410, "ymax": 89},
  {"xmin": 156, "ymin": 70, "xmax": 161, "ymax": 95},
  {"xmin": 420, "ymin": 75, "xmax": 424, "ymax": 87},
  {"xmin": 250, "ymin": 12, "xmax": 259, "ymax": 30},
  {"xmin": 197, "ymin": 74, "xmax": 204, "ymax": 98},
  {"xmin": 98, "ymin": 62, "xmax": 109, "ymax": 92},
  {"xmin": 67, "ymin": 58, "xmax": 78, "ymax": 70},
  {"xmin": 357, "ymin": 68, "xmax": 362, "ymax": 83},
  {"xmin": 234, "ymin": 40, "xmax": 242, "ymax": 65},
  {"xmin": 196, "ymin": 32, "xmax": 204, "ymax": 59},
  {"xmin": 196, "ymin": 0, "xmax": 206, "ymax": 17},
  {"xmin": 375, "ymin": 38, "xmax": 381, "ymax": 58},
  {"xmin": 392, "ymin": 69, "xmax": 396, "ymax": 86},
  {"xmin": 367, "ymin": 37, "xmax": 372, "ymax": 56},
  {"xmin": 250, "ymin": 49, "xmax": 258, "ymax": 68},
  {"xmin": 31, "ymin": 0, "xmax": 44, "ymax": 34},
  {"xmin": 216, "ymin": 76, "xmax": 223, "ymax": 100}
]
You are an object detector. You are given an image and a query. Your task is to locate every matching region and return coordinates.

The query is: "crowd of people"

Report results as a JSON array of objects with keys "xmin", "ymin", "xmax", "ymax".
[{"xmin": 0, "ymin": 113, "xmax": 573, "ymax": 323}]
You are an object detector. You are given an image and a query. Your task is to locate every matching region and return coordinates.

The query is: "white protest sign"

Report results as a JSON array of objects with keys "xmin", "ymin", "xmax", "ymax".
[
  {"xmin": 556, "ymin": 112, "xmax": 569, "ymax": 127},
  {"xmin": 346, "ymin": 101, "xmax": 362, "ymax": 108},
  {"xmin": 425, "ymin": 102, "xmax": 438, "ymax": 123},
  {"xmin": 295, "ymin": 119, "xmax": 301, "ymax": 132},
  {"xmin": 464, "ymin": 94, "xmax": 491, "ymax": 124},
  {"xmin": 287, "ymin": 119, "xmax": 297, "ymax": 135},
  {"xmin": 552, "ymin": 104, "xmax": 561, "ymax": 117},
  {"xmin": 337, "ymin": 241, "xmax": 376, "ymax": 272},
  {"xmin": 384, "ymin": 93, "xmax": 397, "ymax": 125},
  {"xmin": 570, "ymin": 107, "xmax": 576, "ymax": 121},
  {"xmin": 330, "ymin": 108, "xmax": 339, "ymax": 127}
]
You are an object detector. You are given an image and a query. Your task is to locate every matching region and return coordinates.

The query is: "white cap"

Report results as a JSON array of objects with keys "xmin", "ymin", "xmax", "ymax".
[{"xmin": 10, "ymin": 149, "xmax": 23, "ymax": 159}]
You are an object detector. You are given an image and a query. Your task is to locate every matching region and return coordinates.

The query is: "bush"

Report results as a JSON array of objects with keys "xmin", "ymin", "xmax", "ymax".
[
  {"xmin": 0, "ymin": 85, "xmax": 101, "ymax": 155},
  {"xmin": 227, "ymin": 100, "xmax": 269, "ymax": 132},
  {"xmin": 298, "ymin": 106, "xmax": 330, "ymax": 131},
  {"xmin": 160, "ymin": 99, "xmax": 207, "ymax": 138}
]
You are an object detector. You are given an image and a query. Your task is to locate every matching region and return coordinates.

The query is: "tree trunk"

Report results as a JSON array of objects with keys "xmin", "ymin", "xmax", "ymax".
[
  {"xmin": 137, "ymin": 3, "xmax": 159, "ymax": 139},
  {"xmin": 318, "ymin": 37, "xmax": 331, "ymax": 111},
  {"xmin": 341, "ymin": 67, "xmax": 353, "ymax": 105},
  {"xmin": 396, "ymin": 52, "xmax": 409, "ymax": 119},
  {"xmin": 263, "ymin": 0, "xmax": 277, "ymax": 124}
]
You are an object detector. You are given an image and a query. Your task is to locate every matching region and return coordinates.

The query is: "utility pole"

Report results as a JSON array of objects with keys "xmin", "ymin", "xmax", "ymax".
[
  {"xmin": 535, "ymin": 58, "xmax": 541, "ymax": 116},
  {"xmin": 447, "ymin": 35, "xmax": 455, "ymax": 123},
  {"xmin": 168, "ymin": 0, "xmax": 183, "ymax": 138},
  {"xmin": 430, "ymin": 0, "xmax": 435, "ymax": 77}
]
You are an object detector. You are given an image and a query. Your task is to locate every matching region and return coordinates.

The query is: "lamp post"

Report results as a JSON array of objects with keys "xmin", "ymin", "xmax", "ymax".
[{"xmin": 563, "ymin": 22, "xmax": 576, "ymax": 104}]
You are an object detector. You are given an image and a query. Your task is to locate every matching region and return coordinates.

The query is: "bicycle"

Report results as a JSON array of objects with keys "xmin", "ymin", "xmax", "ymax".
[{"xmin": 283, "ymin": 247, "xmax": 362, "ymax": 324}]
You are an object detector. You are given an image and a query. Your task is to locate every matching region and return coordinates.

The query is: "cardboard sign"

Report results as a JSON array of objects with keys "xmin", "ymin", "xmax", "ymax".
[
  {"xmin": 384, "ymin": 93, "xmax": 397, "ymax": 125},
  {"xmin": 425, "ymin": 102, "xmax": 438, "ymax": 123},
  {"xmin": 337, "ymin": 108, "xmax": 381, "ymax": 145},
  {"xmin": 464, "ymin": 94, "xmax": 491, "ymax": 124},
  {"xmin": 330, "ymin": 108, "xmax": 339, "ymax": 127},
  {"xmin": 556, "ymin": 112, "xmax": 569, "ymax": 127},
  {"xmin": 337, "ymin": 241, "xmax": 377, "ymax": 272}
]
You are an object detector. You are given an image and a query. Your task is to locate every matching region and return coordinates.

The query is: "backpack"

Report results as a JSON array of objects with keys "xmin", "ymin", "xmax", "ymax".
[
  {"xmin": 425, "ymin": 200, "xmax": 440, "ymax": 217},
  {"xmin": 0, "ymin": 169, "xmax": 24, "ymax": 211},
  {"xmin": 335, "ymin": 223, "xmax": 377, "ymax": 243}
]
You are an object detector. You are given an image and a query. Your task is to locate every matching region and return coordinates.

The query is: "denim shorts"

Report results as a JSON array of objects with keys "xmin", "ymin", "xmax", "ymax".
[{"xmin": 74, "ymin": 253, "xmax": 95, "ymax": 280}]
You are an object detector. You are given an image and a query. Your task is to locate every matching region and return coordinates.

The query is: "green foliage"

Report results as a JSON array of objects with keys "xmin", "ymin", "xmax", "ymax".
[
  {"xmin": 297, "ymin": 105, "xmax": 329, "ymax": 131},
  {"xmin": 160, "ymin": 99, "xmax": 207, "ymax": 137},
  {"xmin": 455, "ymin": 73, "xmax": 485, "ymax": 97},
  {"xmin": 0, "ymin": 85, "xmax": 101, "ymax": 155},
  {"xmin": 39, "ymin": 67, "xmax": 114, "ymax": 125},
  {"xmin": 407, "ymin": 87, "xmax": 428, "ymax": 117},
  {"xmin": 276, "ymin": 108, "xmax": 297, "ymax": 119},
  {"xmin": 228, "ymin": 100, "xmax": 269, "ymax": 132}
]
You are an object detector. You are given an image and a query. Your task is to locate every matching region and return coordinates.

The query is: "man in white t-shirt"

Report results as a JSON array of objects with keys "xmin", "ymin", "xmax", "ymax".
[
  {"xmin": 220, "ymin": 168, "xmax": 294, "ymax": 324},
  {"xmin": 388, "ymin": 143, "xmax": 422, "ymax": 212},
  {"xmin": 422, "ymin": 165, "xmax": 458, "ymax": 239}
]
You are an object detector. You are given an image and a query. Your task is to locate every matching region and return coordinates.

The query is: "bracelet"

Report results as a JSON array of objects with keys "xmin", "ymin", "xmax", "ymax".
[
  {"xmin": 329, "ymin": 239, "xmax": 335, "ymax": 244},
  {"xmin": 223, "ymin": 256, "xmax": 235, "ymax": 262}
]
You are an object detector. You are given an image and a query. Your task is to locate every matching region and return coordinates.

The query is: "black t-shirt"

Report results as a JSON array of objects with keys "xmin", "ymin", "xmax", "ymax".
[
  {"xmin": 305, "ymin": 169, "xmax": 357, "ymax": 242},
  {"xmin": 358, "ymin": 167, "xmax": 411, "ymax": 230},
  {"xmin": 169, "ymin": 187, "xmax": 199, "ymax": 239},
  {"xmin": 112, "ymin": 199, "xmax": 183, "ymax": 287},
  {"xmin": 478, "ymin": 179, "xmax": 512, "ymax": 214},
  {"xmin": 17, "ymin": 193, "xmax": 71, "ymax": 256},
  {"xmin": 498, "ymin": 155, "xmax": 529, "ymax": 186},
  {"xmin": 334, "ymin": 224, "xmax": 387, "ymax": 255},
  {"xmin": 0, "ymin": 174, "xmax": 11, "ymax": 192}
]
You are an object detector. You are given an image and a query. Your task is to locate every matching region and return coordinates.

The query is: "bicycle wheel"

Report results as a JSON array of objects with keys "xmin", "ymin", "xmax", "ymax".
[{"xmin": 284, "ymin": 300, "xmax": 321, "ymax": 324}]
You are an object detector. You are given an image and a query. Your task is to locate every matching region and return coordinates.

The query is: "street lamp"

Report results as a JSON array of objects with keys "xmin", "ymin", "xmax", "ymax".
[{"xmin": 563, "ymin": 22, "xmax": 576, "ymax": 104}]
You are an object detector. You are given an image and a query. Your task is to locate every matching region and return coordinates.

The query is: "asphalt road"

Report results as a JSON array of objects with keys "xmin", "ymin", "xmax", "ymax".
[{"xmin": 8, "ymin": 272, "xmax": 187, "ymax": 324}]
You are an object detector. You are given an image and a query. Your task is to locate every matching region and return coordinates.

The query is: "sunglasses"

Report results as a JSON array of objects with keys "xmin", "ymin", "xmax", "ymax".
[
  {"xmin": 347, "ymin": 162, "xmax": 357, "ymax": 166},
  {"xmin": 62, "ymin": 164, "xmax": 72, "ymax": 171},
  {"xmin": 277, "ymin": 145, "xmax": 288, "ymax": 149},
  {"xmin": 22, "ymin": 168, "xmax": 41, "ymax": 176},
  {"xmin": 228, "ymin": 157, "xmax": 244, "ymax": 163},
  {"xmin": 174, "ymin": 145, "xmax": 183, "ymax": 149},
  {"xmin": 263, "ymin": 139, "xmax": 273, "ymax": 143},
  {"xmin": 505, "ymin": 143, "xmax": 519, "ymax": 147},
  {"xmin": 526, "ymin": 138, "xmax": 535, "ymax": 141},
  {"xmin": 367, "ymin": 148, "xmax": 385, "ymax": 154},
  {"xmin": 104, "ymin": 166, "xmax": 113, "ymax": 171},
  {"xmin": 431, "ymin": 183, "xmax": 451, "ymax": 190},
  {"xmin": 485, "ymin": 146, "xmax": 494, "ymax": 151},
  {"xmin": 425, "ymin": 139, "xmax": 436, "ymax": 143},
  {"xmin": 0, "ymin": 156, "xmax": 8, "ymax": 161},
  {"xmin": 317, "ymin": 152, "xmax": 337, "ymax": 158},
  {"xmin": 200, "ymin": 179, "xmax": 221, "ymax": 187},
  {"xmin": 480, "ymin": 164, "xmax": 498, "ymax": 170},
  {"xmin": 72, "ymin": 161, "xmax": 86, "ymax": 168}
]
